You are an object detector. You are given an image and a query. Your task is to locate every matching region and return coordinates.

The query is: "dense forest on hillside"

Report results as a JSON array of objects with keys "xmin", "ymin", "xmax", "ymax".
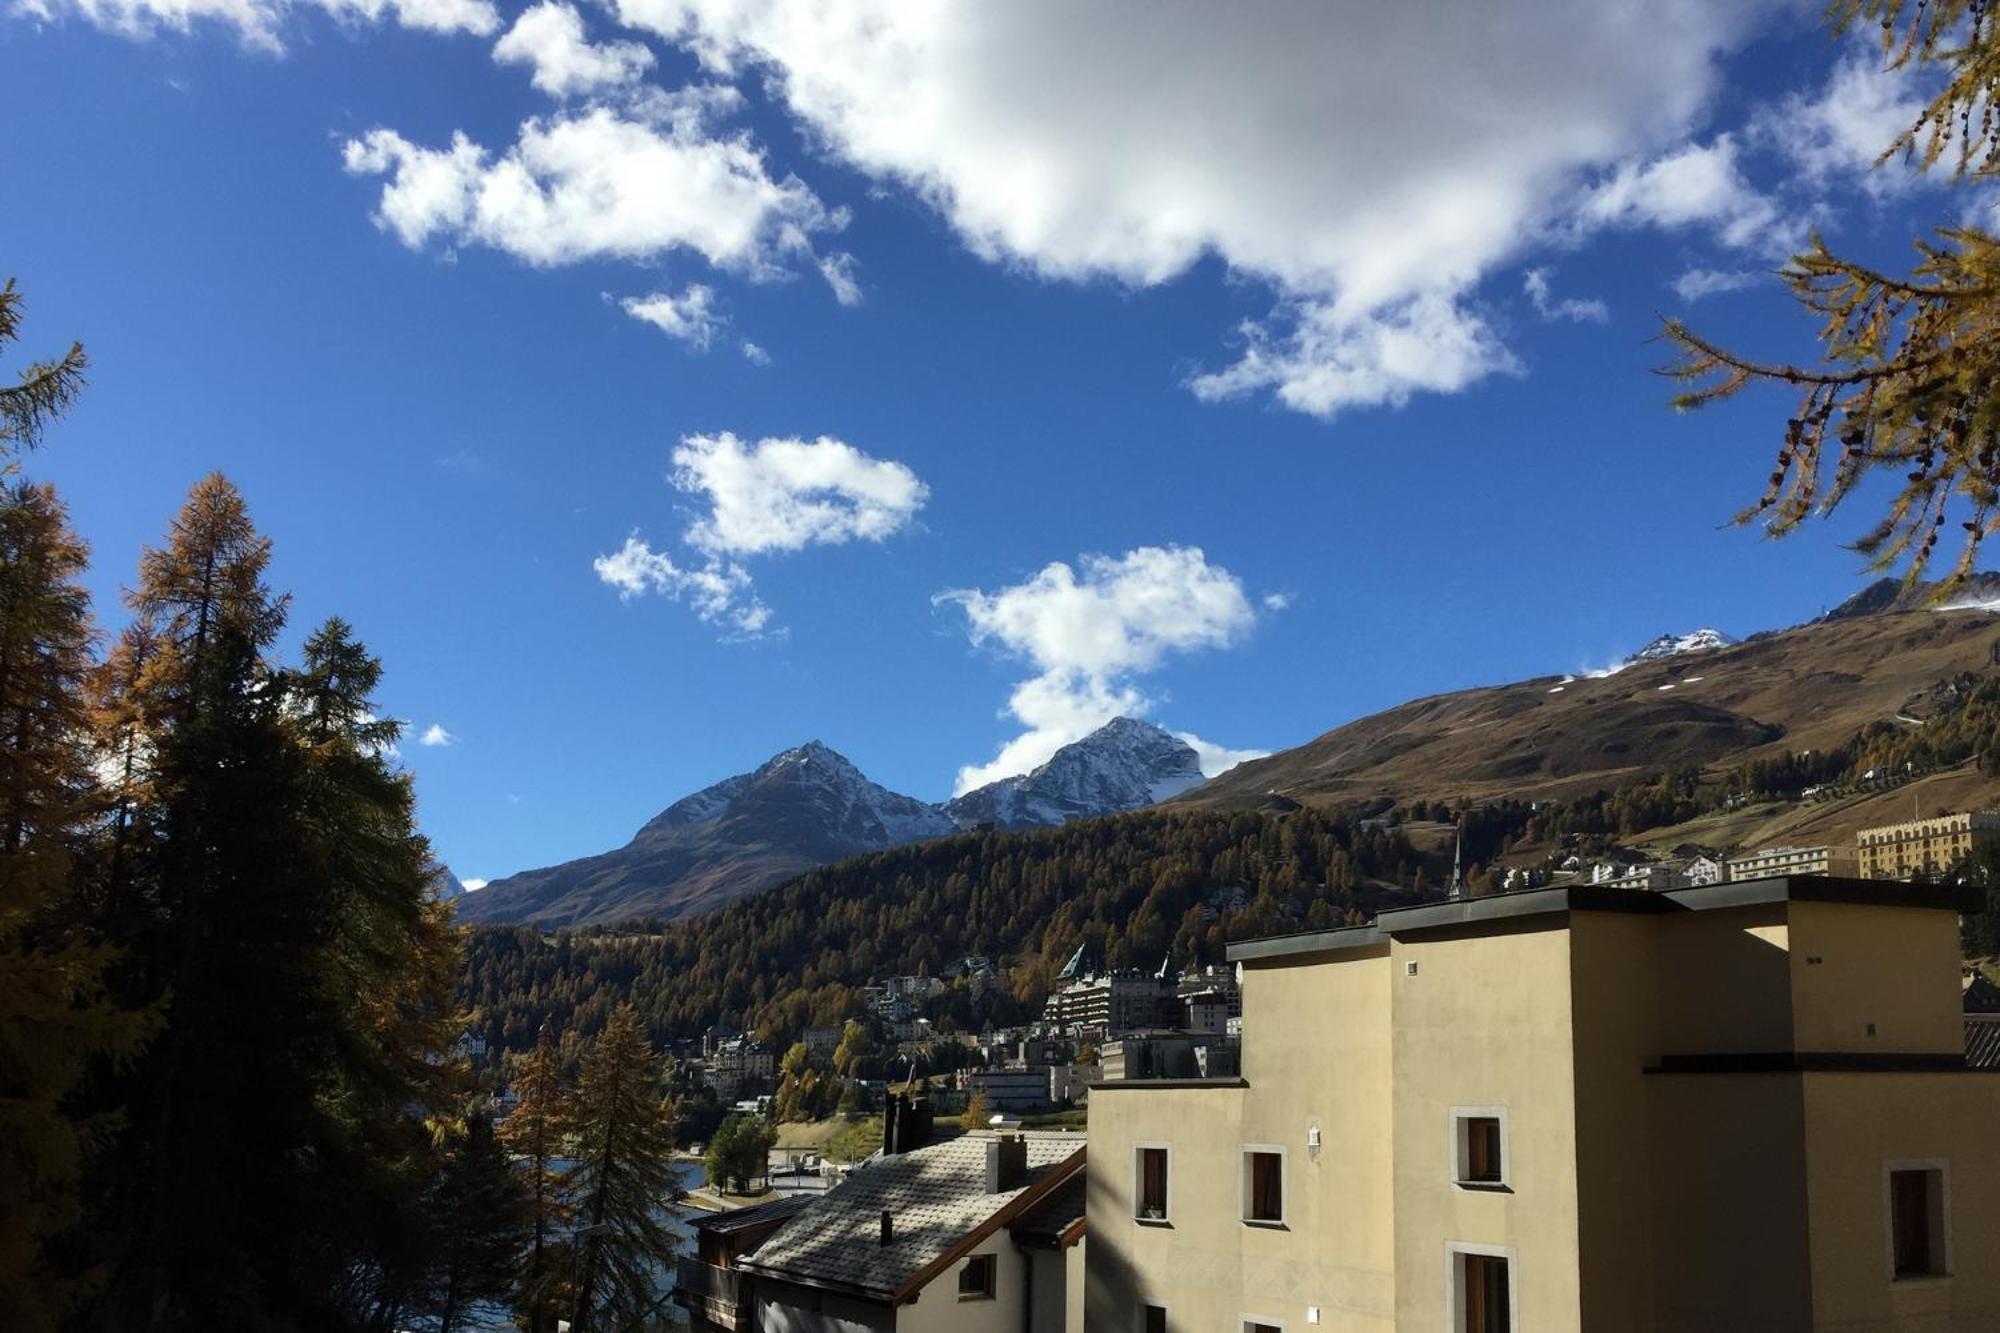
[
  {"xmin": 462, "ymin": 666, "xmax": 2000, "ymax": 1058},
  {"xmin": 461, "ymin": 808, "xmax": 1430, "ymax": 1052}
]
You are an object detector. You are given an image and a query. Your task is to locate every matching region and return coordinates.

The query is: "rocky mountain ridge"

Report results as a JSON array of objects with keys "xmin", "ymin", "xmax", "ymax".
[{"xmin": 456, "ymin": 718, "xmax": 1206, "ymax": 928}]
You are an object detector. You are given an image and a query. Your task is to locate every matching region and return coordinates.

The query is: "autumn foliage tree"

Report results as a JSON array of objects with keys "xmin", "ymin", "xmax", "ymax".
[
  {"xmin": 1666, "ymin": 1, "xmax": 2000, "ymax": 589},
  {"xmin": 500, "ymin": 1023, "xmax": 577, "ymax": 1333},
  {"xmin": 0, "ymin": 291, "xmax": 155, "ymax": 1329},
  {"xmin": 565, "ymin": 1002, "xmax": 681, "ymax": 1331}
]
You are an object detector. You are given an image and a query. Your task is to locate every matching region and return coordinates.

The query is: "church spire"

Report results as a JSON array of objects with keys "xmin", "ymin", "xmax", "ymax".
[{"xmin": 1447, "ymin": 810, "xmax": 1466, "ymax": 902}]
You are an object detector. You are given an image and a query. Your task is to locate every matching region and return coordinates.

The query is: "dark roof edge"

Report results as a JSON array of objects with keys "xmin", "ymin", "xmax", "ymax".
[
  {"xmin": 1229, "ymin": 876, "xmax": 1981, "ymax": 964},
  {"xmin": 1646, "ymin": 1050, "xmax": 1985, "ymax": 1075},
  {"xmin": 1228, "ymin": 924, "xmax": 1384, "ymax": 963},
  {"xmin": 1089, "ymin": 1077, "xmax": 1248, "ymax": 1091}
]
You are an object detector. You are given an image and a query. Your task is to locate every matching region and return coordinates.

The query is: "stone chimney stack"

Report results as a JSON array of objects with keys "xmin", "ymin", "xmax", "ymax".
[{"xmin": 984, "ymin": 1132, "xmax": 1028, "ymax": 1193}]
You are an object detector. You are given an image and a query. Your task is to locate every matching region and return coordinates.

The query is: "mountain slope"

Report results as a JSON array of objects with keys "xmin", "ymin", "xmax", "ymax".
[
  {"xmin": 943, "ymin": 717, "xmax": 1205, "ymax": 830},
  {"xmin": 456, "ymin": 742, "xmax": 957, "ymax": 929},
  {"xmin": 1181, "ymin": 603, "xmax": 2000, "ymax": 812},
  {"xmin": 457, "ymin": 720, "xmax": 1208, "ymax": 929}
]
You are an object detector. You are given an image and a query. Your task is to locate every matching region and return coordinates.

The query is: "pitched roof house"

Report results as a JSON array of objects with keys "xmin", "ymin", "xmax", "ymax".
[{"xmin": 678, "ymin": 1129, "xmax": 1086, "ymax": 1333}]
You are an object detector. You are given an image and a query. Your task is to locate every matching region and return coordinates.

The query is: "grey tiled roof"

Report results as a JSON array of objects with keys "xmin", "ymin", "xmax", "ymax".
[
  {"xmin": 1009, "ymin": 1172, "xmax": 1085, "ymax": 1246},
  {"xmin": 736, "ymin": 1134, "xmax": 1084, "ymax": 1300}
]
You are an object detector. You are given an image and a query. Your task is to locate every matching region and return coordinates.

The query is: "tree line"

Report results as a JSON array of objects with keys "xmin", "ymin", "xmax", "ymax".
[{"xmin": 461, "ymin": 805, "xmax": 1430, "ymax": 1057}]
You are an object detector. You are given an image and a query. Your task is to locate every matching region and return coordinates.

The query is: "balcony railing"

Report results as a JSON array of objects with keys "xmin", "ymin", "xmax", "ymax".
[{"xmin": 675, "ymin": 1258, "xmax": 748, "ymax": 1329}]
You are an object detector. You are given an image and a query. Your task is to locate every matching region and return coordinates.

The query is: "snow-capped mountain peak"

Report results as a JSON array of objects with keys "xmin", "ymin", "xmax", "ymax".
[
  {"xmin": 1629, "ymin": 628, "xmax": 1734, "ymax": 662},
  {"xmin": 1582, "ymin": 627, "xmax": 1736, "ymax": 678},
  {"xmin": 943, "ymin": 717, "xmax": 1206, "ymax": 831}
]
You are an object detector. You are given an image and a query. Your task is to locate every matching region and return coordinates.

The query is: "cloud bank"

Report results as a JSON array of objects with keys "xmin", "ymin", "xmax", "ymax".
[{"xmin": 612, "ymin": 0, "xmax": 1779, "ymax": 416}]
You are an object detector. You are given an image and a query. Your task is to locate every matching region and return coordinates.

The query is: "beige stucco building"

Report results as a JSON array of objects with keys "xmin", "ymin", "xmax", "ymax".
[
  {"xmin": 1856, "ymin": 811, "xmax": 2000, "ymax": 881},
  {"xmin": 1084, "ymin": 876, "xmax": 2000, "ymax": 1332},
  {"xmin": 1725, "ymin": 844, "xmax": 1858, "ymax": 882}
]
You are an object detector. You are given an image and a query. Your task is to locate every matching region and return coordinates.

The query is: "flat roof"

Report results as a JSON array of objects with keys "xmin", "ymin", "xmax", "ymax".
[{"xmin": 1227, "ymin": 875, "xmax": 1982, "ymax": 965}]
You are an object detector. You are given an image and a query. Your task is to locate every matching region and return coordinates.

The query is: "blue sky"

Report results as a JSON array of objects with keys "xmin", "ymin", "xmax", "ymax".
[{"xmin": 3, "ymin": 1, "xmax": 1981, "ymax": 884}]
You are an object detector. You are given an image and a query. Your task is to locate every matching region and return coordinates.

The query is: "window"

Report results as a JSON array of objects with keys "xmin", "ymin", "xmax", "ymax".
[
  {"xmin": 1140, "ymin": 1304, "xmax": 1168, "ymax": 1333},
  {"xmin": 1451, "ymin": 1108, "xmax": 1508, "ymax": 1189},
  {"xmin": 1242, "ymin": 1320, "xmax": 1283, "ymax": 1333},
  {"xmin": 1135, "ymin": 1144, "xmax": 1170, "ymax": 1222},
  {"xmin": 956, "ymin": 1253, "xmax": 996, "ymax": 1300},
  {"xmin": 1449, "ymin": 1246, "xmax": 1513, "ymax": 1333},
  {"xmin": 1241, "ymin": 1146, "xmax": 1285, "ymax": 1225},
  {"xmin": 1888, "ymin": 1163, "xmax": 1950, "ymax": 1280}
]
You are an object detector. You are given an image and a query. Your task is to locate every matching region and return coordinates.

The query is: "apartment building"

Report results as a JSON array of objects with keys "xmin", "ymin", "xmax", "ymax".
[
  {"xmin": 1725, "ymin": 844, "xmax": 1858, "ymax": 882},
  {"xmin": 1085, "ymin": 876, "xmax": 2000, "ymax": 1332},
  {"xmin": 1856, "ymin": 811, "xmax": 2000, "ymax": 881},
  {"xmin": 1042, "ymin": 971, "xmax": 1179, "ymax": 1033}
]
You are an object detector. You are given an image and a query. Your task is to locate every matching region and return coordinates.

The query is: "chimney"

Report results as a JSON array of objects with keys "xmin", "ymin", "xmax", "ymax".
[
  {"xmin": 879, "ymin": 1210, "xmax": 894, "ymax": 1247},
  {"xmin": 984, "ymin": 1133, "xmax": 1028, "ymax": 1193},
  {"xmin": 881, "ymin": 1091, "xmax": 900, "ymax": 1155}
]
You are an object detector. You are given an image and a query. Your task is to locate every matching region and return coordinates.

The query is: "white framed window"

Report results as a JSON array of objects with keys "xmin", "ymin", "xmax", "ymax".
[
  {"xmin": 1134, "ymin": 1141, "xmax": 1171, "ymax": 1223},
  {"xmin": 956, "ymin": 1252, "xmax": 996, "ymax": 1300},
  {"xmin": 1137, "ymin": 1301, "xmax": 1168, "ymax": 1333},
  {"xmin": 1445, "ymin": 1242, "xmax": 1516, "ymax": 1333},
  {"xmin": 1449, "ymin": 1106, "xmax": 1509, "ymax": 1191},
  {"xmin": 1240, "ymin": 1144, "xmax": 1287, "ymax": 1226},
  {"xmin": 1885, "ymin": 1159, "xmax": 1952, "ymax": 1281}
]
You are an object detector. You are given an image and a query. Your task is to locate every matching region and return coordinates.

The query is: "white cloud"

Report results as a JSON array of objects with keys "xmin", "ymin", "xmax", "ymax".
[
  {"xmin": 937, "ymin": 545, "xmax": 1257, "ymax": 793},
  {"xmin": 1522, "ymin": 267, "xmax": 1608, "ymax": 324},
  {"xmin": 1762, "ymin": 37, "xmax": 1926, "ymax": 195},
  {"xmin": 817, "ymin": 251, "xmax": 862, "ymax": 305},
  {"xmin": 740, "ymin": 339, "xmax": 771, "ymax": 364},
  {"xmin": 614, "ymin": 0, "xmax": 1773, "ymax": 417},
  {"xmin": 621, "ymin": 283, "xmax": 723, "ymax": 349},
  {"xmin": 596, "ymin": 432, "xmax": 924, "ymax": 635},
  {"xmin": 494, "ymin": 1, "xmax": 654, "ymax": 99},
  {"xmin": 1261, "ymin": 591, "xmax": 1292, "ymax": 611},
  {"xmin": 1177, "ymin": 732, "xmax": 1268, "ymax": 779},
  {"xmin": 12, "ymin": 0, "xmax": 494, "ymax": 51},
  {"xmin": 461, "ymin": 878, "xmax": 489, "ymax": 891},
  {"xmin": 673, "ymin": 431, "xmax": 928, "ymax": 557},
  {"xmin": 418, "ymin": 723, "xmax": 456, "ymax": 747},
  {"xmin": 340, "ymin": 94, "xmax": 834, "ymax": 273},
  {"xmin": 1672, "ymin": 266, "xmax": 1762, "ymax": 303},
  {"xmin": 592, "ymin": 533, "xmax": 773, "ymax": 635},
  {"xmin": 1188, "ymin": 291, "xmax": 1517, "ymax": 416},
  {"xmin": 1575, "ymin": 135, "xmax": 1782, "ymax": 251}
]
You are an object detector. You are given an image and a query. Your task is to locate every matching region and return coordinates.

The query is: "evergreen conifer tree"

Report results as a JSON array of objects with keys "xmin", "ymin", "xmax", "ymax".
[
  {"xmin": 87, "ymin": 477, "xmax": 463, "ymax": 1328},
  {"xmin": 703, "ymin": 1112, "xmax": 773, "ymax": 1196},
  {"xmin": 424, "ymin": 1112, "xmax": 531, "ymax": 1333},
  {"xmin": 565, "ymin": 1003, "xmax": 680, "ymax": 1331}
]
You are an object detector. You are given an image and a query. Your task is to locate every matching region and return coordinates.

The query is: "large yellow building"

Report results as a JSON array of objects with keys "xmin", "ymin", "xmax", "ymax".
[
  {"xmin": 1856, "ymin": 811, "xmax": 2000, "ymax": 881},
  {"xmin": 1084, "ymin": 877, "xmax": 2000, "ymax": 1332}
]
